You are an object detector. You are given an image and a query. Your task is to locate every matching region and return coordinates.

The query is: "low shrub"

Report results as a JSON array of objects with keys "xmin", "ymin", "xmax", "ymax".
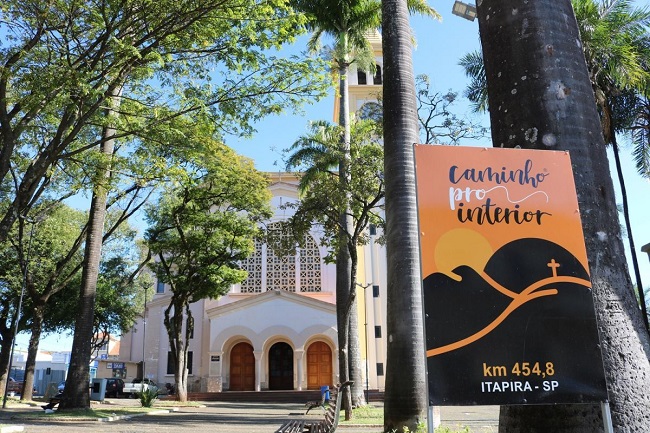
[{"xmin": 138, "ymin": 388, "xmax": 158, "ymax": 408}]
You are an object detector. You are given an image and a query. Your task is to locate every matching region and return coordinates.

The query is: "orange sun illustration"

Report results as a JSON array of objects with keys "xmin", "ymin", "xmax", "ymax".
[{"xmin": 434, "ymin": 228, "xmax": 494, "ymax": 281}]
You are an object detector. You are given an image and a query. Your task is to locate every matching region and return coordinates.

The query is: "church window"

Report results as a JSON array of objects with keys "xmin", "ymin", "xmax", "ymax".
[
  {"xmin": 358, "ymin": 102, "xmax": 383, "ymax": 122},
  {"xmin": 167, "ymin": 351, "xmax": 193, "ymax": 375}
]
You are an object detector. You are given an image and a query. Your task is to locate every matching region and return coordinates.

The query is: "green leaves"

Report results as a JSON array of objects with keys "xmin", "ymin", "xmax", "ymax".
[
  {"xmin": 144, "ymin": 143, "xmax": 271, "ymax": 304},
  {"xmin": 0, "ymin": 0, "xmax": 328, "ymax": 243},
  {"xmin": 281, "ymin": 117, "xmax": 384, "ymax": 259}
]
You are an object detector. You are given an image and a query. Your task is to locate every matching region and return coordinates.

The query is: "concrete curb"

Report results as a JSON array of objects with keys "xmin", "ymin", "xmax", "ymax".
[
  {"xmin": 96, "ymin": 407, "xmax": 179, "ymax": 422},
  {"xmin": 0, "ymin": 426, "xmax": 25, "ymax": 433}
]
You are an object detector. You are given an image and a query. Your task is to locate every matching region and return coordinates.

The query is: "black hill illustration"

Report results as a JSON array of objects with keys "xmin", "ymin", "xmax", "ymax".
[{"xmin": 423, "ymin": 238, "xmax": 608, "ymax": 405}]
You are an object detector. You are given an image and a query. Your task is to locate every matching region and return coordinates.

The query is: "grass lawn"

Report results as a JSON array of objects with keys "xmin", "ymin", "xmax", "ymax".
[{"xmin": 339, "ymin": 406, "xmax": 472, "ymax": 433}]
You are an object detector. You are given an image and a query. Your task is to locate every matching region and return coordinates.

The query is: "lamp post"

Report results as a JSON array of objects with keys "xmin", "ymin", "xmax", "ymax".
[
  {"xmin": 451, "ymin": 1, "xmax": 477, "ymax": 21},
  {"xmin": 356, "ymin": 282, "xmax": 372, "ymax": 400},
  {"xmin": 2, "ymin": 216, "xmax": 40, "ymax": 408},
  {"xmin": 142, "ymin": 288, "xmax": 147, "ymax": 380}
]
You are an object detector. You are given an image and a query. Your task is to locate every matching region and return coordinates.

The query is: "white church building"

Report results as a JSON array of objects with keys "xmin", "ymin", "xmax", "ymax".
[{"xmin": 119, "ymin": 32, "xmax": 387, "ymax": 394}]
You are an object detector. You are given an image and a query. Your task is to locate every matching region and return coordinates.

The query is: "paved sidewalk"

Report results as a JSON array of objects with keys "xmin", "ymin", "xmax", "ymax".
[{"xmin": 0, "ymin": 398, "xmax": 498, "ymax": 433}]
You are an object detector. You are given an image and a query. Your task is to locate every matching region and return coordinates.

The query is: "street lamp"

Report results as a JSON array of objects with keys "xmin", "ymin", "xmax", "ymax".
[
  {"xmin": 452, "ymin": 1, "xmax": 477, "ymax": 21},
  {"xmin": 356, "ymin": 282, "xmax": 373, "ymax": 400},
  {"xmin": 142, "ymin": 287, "xmax": 147, "ymax": 380},
  {"xmin": 2, "ymin": 215, "xmax": 41, "ymax": 408}
]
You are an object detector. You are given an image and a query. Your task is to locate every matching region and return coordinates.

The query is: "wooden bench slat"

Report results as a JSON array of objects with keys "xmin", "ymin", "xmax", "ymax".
[
  {"xmin": 275, "ymin": 381, "xmax": 352, "ymax": 433},
  {"xmin": 277, "ymin": 419, "xmax": 305, "ymax": 433}
]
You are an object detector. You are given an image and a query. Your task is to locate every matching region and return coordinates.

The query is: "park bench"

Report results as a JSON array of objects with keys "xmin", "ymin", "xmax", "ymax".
[
  {"xmin": 275, "ymin": 381, "xmax": 352, "ymax": 433},
  {"xmin": 41, "ymin": 391, "xmax": 63, "ymax": 411}
]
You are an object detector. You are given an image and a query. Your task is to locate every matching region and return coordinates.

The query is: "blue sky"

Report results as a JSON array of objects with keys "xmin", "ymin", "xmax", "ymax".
[{"xmin": 22, "ymin": 1, "xmax": 650, "ymax": 352}]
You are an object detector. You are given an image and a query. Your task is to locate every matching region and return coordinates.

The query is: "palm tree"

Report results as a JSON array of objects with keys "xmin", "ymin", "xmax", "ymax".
[
  {"xmin": 290, "ymin": 0, "xmax": 439, "ymax": 411},
  {"xmin": 380, "ymin": 0, "xmax": 429, "ymax": 430},
  {"xmin": 291, "ymin": 0, "xmax": 381, "ymax": 411},
  {"xmin": 461, "ymin": 0, "xmax": 650, "ymax": 330},
  {"xmin": 476, "ymin": 0, "xmax": 650, "ymax": 430},
  {"xmin": 284, "ymin": 118, "xmax": 384, "ymax": 418},
  {"xmin": 632, "ymin": 90, "xmax": 650, "ymax": 177}
]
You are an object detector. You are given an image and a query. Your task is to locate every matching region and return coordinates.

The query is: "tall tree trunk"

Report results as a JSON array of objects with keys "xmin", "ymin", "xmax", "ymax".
[
  {"xmin": 59, "ymin": 86, "xmax": 121, "ymax": 410},
  {"xmin": 335, "ymin": 248, "xmax": 353, "ymax": 419},
  {"xmin": 336, "ymin": 34, "xmax": 355, "ymax": 421},
  {"xmin": 20, "ymin": 304, "xmax": 44, "ymax": 401},
  {"xmin": 381, "ymin": 0, "xmax": 428, "ymax": 431},
  {"xmin": 348, "ymin": 299, "xmax": 364, "ymax": 406},
  {"xmin": 0, "ymin": 325, "xmax": 14, "ymax": 399},
  {"xmin": 164, "ymin": 298, "xmax": 190, "ymax": 402},
  {"xmin": 477, "ymin": 1, "xmax": 650, "ymax": 431}
]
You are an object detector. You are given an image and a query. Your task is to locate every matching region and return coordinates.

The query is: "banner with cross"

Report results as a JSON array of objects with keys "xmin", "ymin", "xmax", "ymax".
[{"xmin": 414, "ymin": 145, "xmax": 608, "ymax": 406}]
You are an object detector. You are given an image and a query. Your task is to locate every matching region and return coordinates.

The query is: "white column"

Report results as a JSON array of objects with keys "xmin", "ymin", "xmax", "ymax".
[
  {"xmin": 295, "ymin": 349, "xmax": 305, "ymax": 390},
  {"xmin": 254, "ymin": 350, "xmax": 263, "ymax": 391}
]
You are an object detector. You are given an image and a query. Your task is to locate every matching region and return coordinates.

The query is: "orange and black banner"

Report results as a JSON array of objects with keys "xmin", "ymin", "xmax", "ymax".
[{"xmin": 415, "ymin": 145, "xmax": 607, "ymax": 406}]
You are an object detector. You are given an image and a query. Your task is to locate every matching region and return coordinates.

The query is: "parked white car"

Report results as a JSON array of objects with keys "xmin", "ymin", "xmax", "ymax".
[{"xmin": 122, "ymin": 378, "xmax": 158, "ymax": 397}]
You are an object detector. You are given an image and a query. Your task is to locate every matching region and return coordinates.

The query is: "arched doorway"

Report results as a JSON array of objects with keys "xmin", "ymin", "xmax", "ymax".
[
  {"xmin": 269, "ymin": 342, "xmax": 293, "ymax": 390},
  {"xmin": 307, "ymin": 341, "xmax": 332, "ymax": 390},
  {"xmin": 230, "ymin": 342, "xmax": 255, "ymax": 391}
]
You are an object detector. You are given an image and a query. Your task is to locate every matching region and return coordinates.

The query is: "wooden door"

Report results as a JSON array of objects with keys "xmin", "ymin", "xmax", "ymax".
[
  {"xmin": 307, "ymin": 341, "xmax": 332, "ymax": 389},
  {"xmin": 269, "ymin": 342, "xmax": 293, "ymax": 390},
  {"xmin": 230, "ymin": 342, "xmax": 255, "ymax": 391}
]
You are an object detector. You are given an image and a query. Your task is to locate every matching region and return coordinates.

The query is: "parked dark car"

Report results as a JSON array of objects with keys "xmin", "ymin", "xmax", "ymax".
[
  {"xmin": 105, "ymin": 378, "xmax": 125, "ymax": 398},
  {"xmin": 7, "ymin": 377, "xmax": 22, "ymax": 394},
  {"xmin": 7, "ymin": 377, "xmax": 37, "ymax": 396}
]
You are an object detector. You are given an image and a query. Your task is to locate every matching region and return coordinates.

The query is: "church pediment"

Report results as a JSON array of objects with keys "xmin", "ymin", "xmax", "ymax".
[{"xmin": 206, "ymin": 289, "xmax": 335, "ymax": 320}]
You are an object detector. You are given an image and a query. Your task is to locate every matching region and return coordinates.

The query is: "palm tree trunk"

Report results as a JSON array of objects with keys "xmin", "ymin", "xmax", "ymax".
[
  {"xmin": 477, "ymin": 0, "xmax": 650, "ymax": 430},
  {"xmin": 381, "ymin": 0, "xmax": 428, "ymax": 431},
  {"xmin": 59, "ymin": 85, "xmax": 121, "ymax": 410},
  {"xmin": 336, "ymin": 34, "xmax": 356, "ymax": 420},
  {"xmin": 335, "ymin": 247, "xmax": 353, "ymax": 418}
]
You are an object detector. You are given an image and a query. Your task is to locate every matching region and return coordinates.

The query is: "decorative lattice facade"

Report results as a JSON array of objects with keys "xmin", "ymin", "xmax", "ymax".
[
  {"xmin": 299, "ymin": 235, "xmax": 322, "ymax": 292},
  {"xmin": 239, "ymin": 223, "xmax": 322, "ymax": 293},
  {"xmin": 239, "ymin": 239, "xmax": 263, "ymax": 293}
]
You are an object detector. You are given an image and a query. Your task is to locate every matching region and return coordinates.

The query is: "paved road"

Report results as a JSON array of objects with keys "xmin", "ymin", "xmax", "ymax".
[{"xmin": 0, "ymin": 400, "xmax": 499, "ymax": 433}]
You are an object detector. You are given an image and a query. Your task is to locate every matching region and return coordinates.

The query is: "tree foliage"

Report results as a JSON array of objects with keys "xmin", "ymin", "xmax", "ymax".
[
  {"xmin": 0, "ymin": 0, "xmax": 328, "ymax": 244},
  {"xmin": 280, "ymin": 118, "xmax": 385, "ymax": 258},
  {"xmin": 2, "ymin": 0, "xmax": 329, "ymax": 409}
]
